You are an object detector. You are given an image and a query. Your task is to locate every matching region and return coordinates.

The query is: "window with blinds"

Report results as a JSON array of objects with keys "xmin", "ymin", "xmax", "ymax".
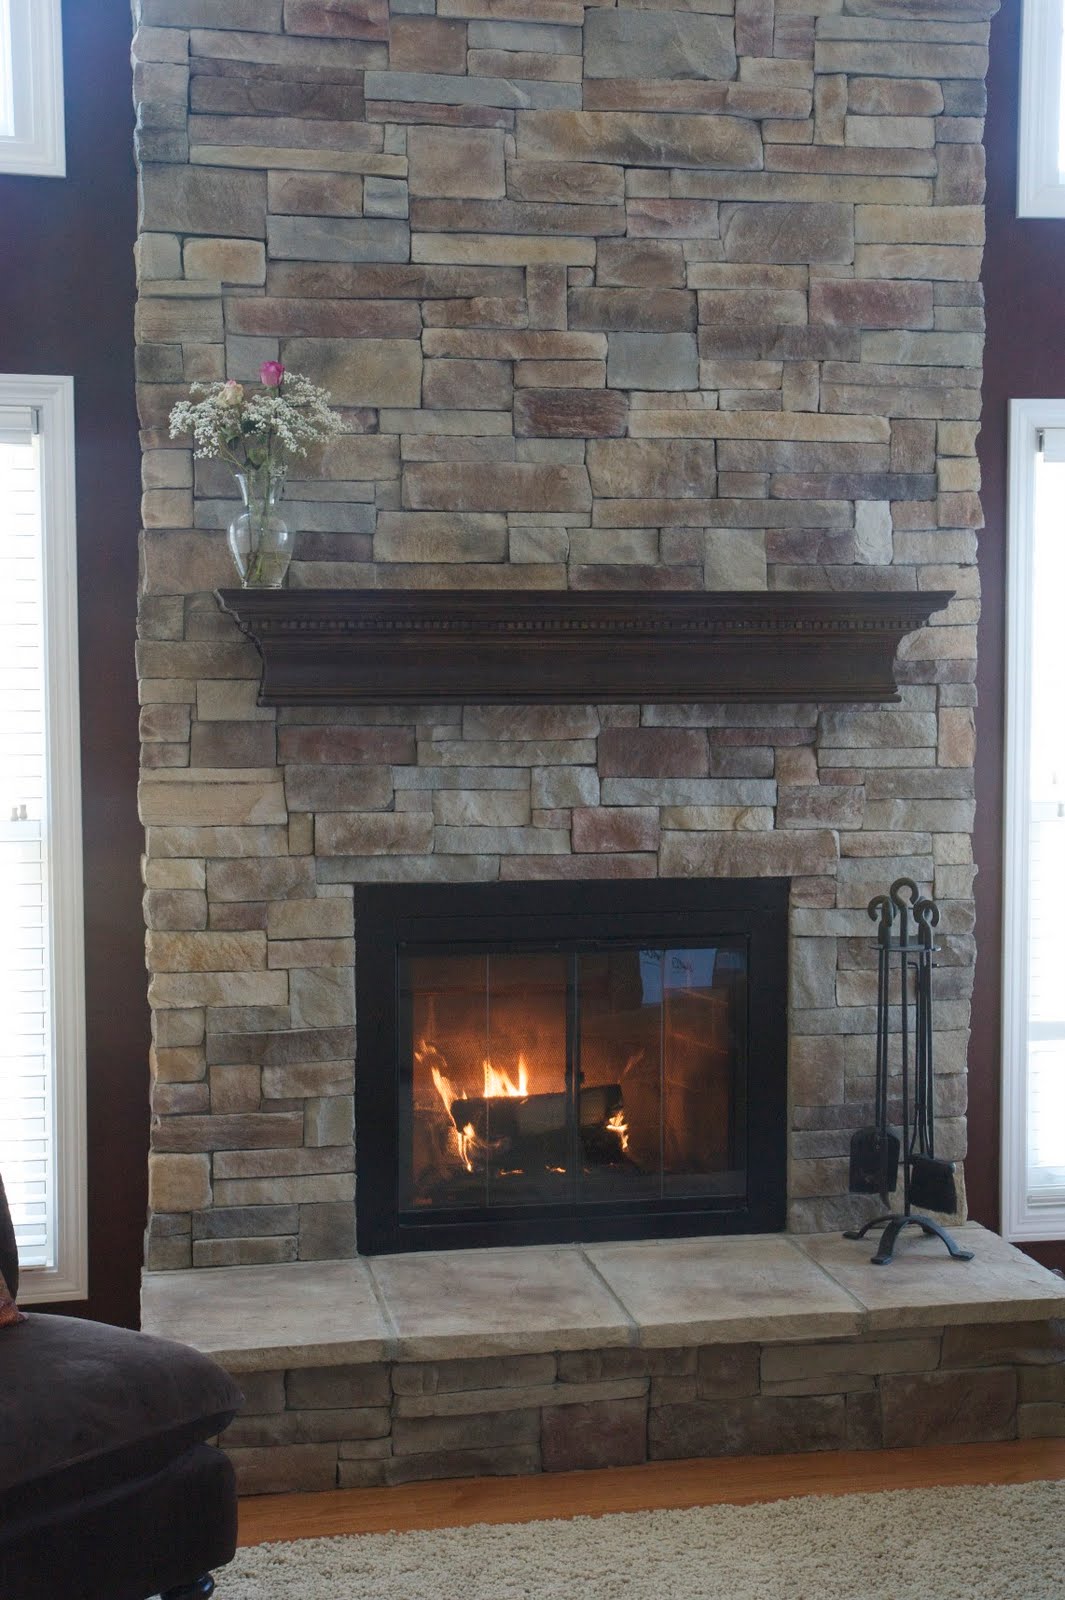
[
  {"xmin": 1004, "ymin": 403, "xmax": 1065, "ymax": 1240},
  {"xmin": 1026, "ymin": 435, "xmax": 1065, "ymax": 1201},
  {"xmin": 0, "ymin": 377, "xmax": 85, "ymax": 1299},
  {"xmin": 0, "ymin": 0, "xmax": 64, "ymax": 178}
]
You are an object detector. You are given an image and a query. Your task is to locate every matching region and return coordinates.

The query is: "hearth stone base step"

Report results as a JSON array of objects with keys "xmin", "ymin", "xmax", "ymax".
[{"xmin": 141, "ymin": 1227, "xmax": 1065, "ymax": 1494}]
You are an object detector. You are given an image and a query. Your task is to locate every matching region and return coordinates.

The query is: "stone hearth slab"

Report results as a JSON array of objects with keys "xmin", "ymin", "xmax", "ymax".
[
  {"xmin": 141, "ymin": 1258, "xmax": 390, "ymax": 1372},
  {"xmin": 372, "ymin": 1243, "xmax": 632, "ymax": 1359},
  {"xmin": 584, "ymin": 1236, "xmax": 861, "ymax": 1348},
  {"xmin": 797, "ymin": 1227, "xmax": 1065, "ymax": 1331},
  {"xmin": 141, "ymin": 1225, "xmax": 1065, "ymax": 1372}
]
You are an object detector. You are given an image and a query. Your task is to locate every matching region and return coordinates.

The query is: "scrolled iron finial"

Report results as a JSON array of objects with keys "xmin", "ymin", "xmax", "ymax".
[
  {"xmin": 914, "ymin": 896, "xmax": 940, "ymax": 948},
  {"xmin": 867, "ymin": 891, "xmax": 896, "ymax": 945},
  {"xmin": 890, "ymin": 877, "xmax": 920, "ymax": 910}
]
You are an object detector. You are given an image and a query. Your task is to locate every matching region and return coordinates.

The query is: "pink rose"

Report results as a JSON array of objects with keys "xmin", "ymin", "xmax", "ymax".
[{"xmin": 260, "ymin": 361, "xmax": 285, "ymax": 388}]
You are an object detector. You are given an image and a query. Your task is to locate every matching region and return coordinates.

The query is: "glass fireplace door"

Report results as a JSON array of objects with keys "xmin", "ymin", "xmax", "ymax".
[{"xmin": 399, "ymin": 941, "xmax": 747, "ymax": 1218}]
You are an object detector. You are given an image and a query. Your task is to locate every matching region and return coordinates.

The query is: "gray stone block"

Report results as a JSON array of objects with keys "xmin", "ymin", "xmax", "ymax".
[
  {"xmin": 584, "ymin": 10, "xmax": 736, "ymax": 81},
  {"xmin": 139, "ymin": 164, "xmax": 267, "ymax": 238},
  {"xmin": 606, "ymin": 332, "xmax": 699, "ymax": 391}
]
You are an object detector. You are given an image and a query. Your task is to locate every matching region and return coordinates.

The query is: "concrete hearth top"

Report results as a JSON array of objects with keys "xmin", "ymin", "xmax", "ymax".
[{"xmin": 141, "ymin": 1226, "xmax": 1065, "ymax": 1374}]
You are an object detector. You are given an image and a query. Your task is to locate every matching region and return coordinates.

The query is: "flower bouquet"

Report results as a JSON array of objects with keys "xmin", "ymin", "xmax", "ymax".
[{"xmin": 169, "ymin": 362, "xmax": 343, "ymax": 587}]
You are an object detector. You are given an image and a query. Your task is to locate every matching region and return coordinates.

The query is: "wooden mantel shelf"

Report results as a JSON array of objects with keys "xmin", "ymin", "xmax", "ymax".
[{"xmin": 216, "ymin": 588, "xmax": 953, "ymax": 707}]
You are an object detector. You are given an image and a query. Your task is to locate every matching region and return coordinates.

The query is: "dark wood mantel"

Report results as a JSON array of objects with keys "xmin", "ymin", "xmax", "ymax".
[{"xmin": 216, "ymin": 588, "xmax": 953, "ymax": 707}]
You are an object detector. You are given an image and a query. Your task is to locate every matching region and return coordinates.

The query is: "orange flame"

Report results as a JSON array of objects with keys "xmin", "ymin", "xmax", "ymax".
[
  {"xmin": 419, "ymin": 1038, "xmax": 530, "ymax": 1173},
  {"xmin": 606, "ymin": 1108, "xmax": 629, "ymax": 1153}
]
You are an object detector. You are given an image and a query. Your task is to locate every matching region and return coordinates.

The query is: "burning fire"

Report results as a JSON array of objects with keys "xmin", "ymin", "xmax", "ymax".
[
  {"xmin": 415, "ymin": 1037, "xmax": 631, "ymax": 1177},
  {"xmin": 417, "ymin": 1039, "xmax": 532, "ymax": 1173}
]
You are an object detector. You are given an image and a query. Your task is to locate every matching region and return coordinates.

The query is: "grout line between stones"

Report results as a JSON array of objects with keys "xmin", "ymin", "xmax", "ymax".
[
  {"xmin": 577, "ymin": 1243, "xmax": 642, "ymax": 1348},
  {"xmin": 364, "ymin": 1258, "xmax": 402, "ymax": 1360},
  {"xmin": 785, "ymin": 1233, "xmax": 872, "ymax": 1335}
]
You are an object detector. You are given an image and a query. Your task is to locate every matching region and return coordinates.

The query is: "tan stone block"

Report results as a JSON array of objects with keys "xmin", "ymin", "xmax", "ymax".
[
  {"xmin": 937, "ymin": 707, "xmax": 975, "ymax": 768},
  {"xmin": 316, "ymin": 813, "xmax": 434, "ymax": 855},
  {"xmin": 139, "ymin": 779, "xmax": 287, "ymax": 827},
  {"xmin": 407, "ymin": 125, "xmax": 506, "ymax": 199},
  {"xmin": 266, "ymin": 899, "xmax": 354, "ymax": 940},
  {"xmin": 149, "ymin": 1152, "xmax": 212, "ymax": 1213},
  {"xmin": 849, "ymin": 77, "xmax": 946, "ymax": 119},
  {"xmin": 184, "ymin": 238, "xmax": 266, "ymax": 284},
  {"xmin": 147, "ymin": 931, "xmax": 267, "ymax": 972},
  {"xmin": 854, "ymin": 243, "xmax": 983, "ymax": 280},
  {"xmin": 515, "ymin": 359, "xmax": 606, "ymax": 388},
  {"xmin": 845, "ymin": 114, "xmax": 935, "ymax": 149},
  {"xmin": 586, "ymin": 439, "xmax": 716, "ymax": 499},
  {"xmin": 855, "ymin": 204, "xmax": 983, "ymax": 245},
  {"xmin": 507, "ymin": 160, "xmax": 624, "ymax": 204},
  {"xmin": 374, "ymin": 510, "xmax": 507, "ymax": 562},
  {"xmin": 151, "ymin": 1045, "xmax": 206, "ymax": 1084},
  {"xmin": 516, "ymin": 110, "xmax": 762, "ymax": 169},
  {"xmin": 403, "ymin": 462, "xmax": 591, "ymax": 513},
  {"xmin": 268, "ymin": 938, "xmax": 355, "ymax": 969},
  {"xmin": 279, "ymin": 338, "xmax": 422, "ymax": 406},
  {"xmin": 625, "ymin": 199, "xmax": 720, "ymax": 239},
  {"xmin": 423, "ymin": 359, "xmax": 512, "ymax": 411},
  {"xmin": 267, "ymin": 172, "xmax": 364, "ymax": 218},
  {"xmin": 662, "ymin": 831, "xmax": 838, "ymax": 878},
  {"xmin": 413, "ymin": 233, "xmax": 595, "ymax": 266},
  {"xmin": 815, "ymin": 41, "xmax": 988, "ymax": 80},
  {"xmin": 422, "ymin": 329, "xmax": 605, "ymax": 360},
  {"xmin": 149, "ymin": 971, "xmax": 290, "ymax": 1008}
]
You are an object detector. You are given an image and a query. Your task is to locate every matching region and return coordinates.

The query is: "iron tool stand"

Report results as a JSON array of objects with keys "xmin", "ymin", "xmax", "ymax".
[{"xmin": 843, "ymin": 878, "xmax": 975, "ymax": 1267}]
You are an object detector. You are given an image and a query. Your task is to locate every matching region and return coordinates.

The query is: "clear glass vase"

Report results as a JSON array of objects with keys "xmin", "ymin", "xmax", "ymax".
[{"xmin": 227, "ymin": 466, "xmax": 291, "ymax": 588}]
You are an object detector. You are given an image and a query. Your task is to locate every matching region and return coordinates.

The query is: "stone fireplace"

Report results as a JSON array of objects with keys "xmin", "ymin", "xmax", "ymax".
[
  {"xmin": 353, "ymin": 877, "xmax": 788, "ymax": 1253},
  {"xmin": 134, "ymin": 0, "xmax": 987, "ymax": 1274}
]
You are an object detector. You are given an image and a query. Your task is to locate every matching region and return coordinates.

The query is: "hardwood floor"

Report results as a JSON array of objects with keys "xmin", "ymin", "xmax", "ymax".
[{"xmin": 238, "ymin": 1438, "xmax": 1065, "ymax": 1547}]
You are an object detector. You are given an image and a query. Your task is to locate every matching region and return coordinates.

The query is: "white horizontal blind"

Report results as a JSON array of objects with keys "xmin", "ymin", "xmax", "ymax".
[
  {"xmin": 0, "ymin": 0, "xmax": 64, "ymax": 178},
  {"xmin": 0, "ymin": 422, "xmax": 54, "ymax": 1266},
  {"xmin": 1019, "ymin": 0, "xmax": 1065, "ymax": 217},
  {"xmin": 0, "ymin": 0, "xmax": 13, "ymax": 140},
  {"xmin": 1026, "ymin": 438, "xmax": 1065, "ymax": 1203}
]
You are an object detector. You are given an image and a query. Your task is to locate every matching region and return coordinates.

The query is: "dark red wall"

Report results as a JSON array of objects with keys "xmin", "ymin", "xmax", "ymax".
[
  {"xmin": 974, "ymin": 0, "xmax": 1065, "ymax": 1267},
  {"xmin": 0, "ymin": 0, "xmax": 147, "ymax": 1325}
]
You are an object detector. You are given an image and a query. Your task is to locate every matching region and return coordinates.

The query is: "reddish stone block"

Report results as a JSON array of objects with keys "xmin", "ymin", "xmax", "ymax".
[
  {"xmin": 598, "ymin": 728, "xmax": 709, "ymax": 779},
  {"xmin": 514, "ymin": 389, "xmax": 628, "ymax": 439},
  {"xmin": 284, "ymin": 0, "xmax": 389, "ymax": 40},
  {"xmin": 880, "ymin": 1368, "xmax": 1017, "ymax": 1449},
  {"xmin": 542, "ymin": 1397, "xmax": 648, "ymax": 1472},
  {"xmin": 389, "ymin": 17, "xmax": 467, "ymax": 74},
  {"xmin": 809, "ymin": 279, "xmax": 934, "ymax": 329},
  {"xmin": 572, "ymin": 807, "xmax": 660, "ymax": 853}
]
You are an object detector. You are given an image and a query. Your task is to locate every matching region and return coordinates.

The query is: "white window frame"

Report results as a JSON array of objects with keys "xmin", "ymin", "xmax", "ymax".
[
  {"xmin": 1002, "ymin": 398, "xmax": 1065, "ymax": 1241},
  {"xmin": 1018, "ymin": 0, "xmax": 1065, "ymax": 218},
  {"xmin": 0, "ymin": 0, "xmax": 65, "ymax": 179},
  {"xmin": 0, "ymin": 374, "xmax": 86, "ymax": 1301}
]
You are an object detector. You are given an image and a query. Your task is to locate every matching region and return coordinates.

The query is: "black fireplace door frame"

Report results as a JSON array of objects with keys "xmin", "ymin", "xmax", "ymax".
[{"xmin": 353, "ymin": 876, "xmax": 789, "ymax": 1255}]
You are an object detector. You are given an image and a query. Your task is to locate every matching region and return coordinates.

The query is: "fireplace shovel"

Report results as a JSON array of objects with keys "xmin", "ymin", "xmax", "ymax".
[
  {"xmin": 849, "ymin": 903, "xmax": 900, "ymax": 1203},
  {"xmin": 906, "ymin": 899, "xmax": 959, "ymax": 1216}
]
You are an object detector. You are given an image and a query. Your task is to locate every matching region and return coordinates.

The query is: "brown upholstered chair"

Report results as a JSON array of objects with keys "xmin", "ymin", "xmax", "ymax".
[{"xmin": 0, "ymin": 1175, "xmax": 243, "ymax": 1600}]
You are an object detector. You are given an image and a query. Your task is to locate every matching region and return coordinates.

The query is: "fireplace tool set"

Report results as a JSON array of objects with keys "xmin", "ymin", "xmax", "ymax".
[{"xmin": 845, "ymin": 877, "xmax": 974, "ymax": 1267}]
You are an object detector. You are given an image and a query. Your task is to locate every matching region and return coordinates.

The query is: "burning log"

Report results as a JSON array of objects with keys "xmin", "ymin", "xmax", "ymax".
[{"xmin": 448, "ymin": 1084, "xmax": 623, "ymax": 1142}]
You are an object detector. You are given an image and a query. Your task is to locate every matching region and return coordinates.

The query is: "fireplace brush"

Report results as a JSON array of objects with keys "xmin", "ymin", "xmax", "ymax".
[{"xmin": 844, "ymin": 877, "xmax": 974, "ymax": 1267}]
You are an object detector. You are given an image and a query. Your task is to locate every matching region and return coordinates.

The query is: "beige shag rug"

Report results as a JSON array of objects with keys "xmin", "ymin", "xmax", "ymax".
[{"xmin": 219, "ymin": 1479, "xmax": 1065, "ymax": 1599}]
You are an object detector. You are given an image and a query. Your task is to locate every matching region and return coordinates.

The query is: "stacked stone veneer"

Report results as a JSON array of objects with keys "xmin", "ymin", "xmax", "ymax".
[
  {"xmin": 133, "ymin": 0, "xmax": 994, "ymax": 1270},
  {"xmin": 222, "ymin": 1321, "xmax": 1062, "ymax": 1493}
]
